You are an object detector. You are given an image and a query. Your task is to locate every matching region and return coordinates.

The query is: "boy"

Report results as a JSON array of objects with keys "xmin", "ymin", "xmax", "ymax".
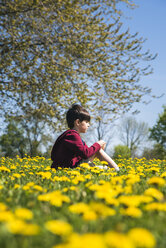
[{"xmin": 51, "ymin": 104, "xmax": 119, "ymax": 171}]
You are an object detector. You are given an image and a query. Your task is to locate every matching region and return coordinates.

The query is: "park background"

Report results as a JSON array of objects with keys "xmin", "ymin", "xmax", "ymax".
[
  {"xmin": 0, "ymin": 2, "xmax": 166, "ymax": 248},
  {"xmin": 0, "ymin": 0, "xmax": 166, "ymax": 159}
]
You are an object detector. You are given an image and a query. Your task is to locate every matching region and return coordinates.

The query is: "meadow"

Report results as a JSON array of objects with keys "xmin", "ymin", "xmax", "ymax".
[{"xmin": 0, "ymin": 156, "xmax": 165, "ymax": 248}]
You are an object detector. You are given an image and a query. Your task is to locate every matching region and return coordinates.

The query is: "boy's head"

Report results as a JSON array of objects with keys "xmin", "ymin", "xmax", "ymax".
[{"xmin": 66, "ymin": 104, "xmax": 91, "ymax": 129}]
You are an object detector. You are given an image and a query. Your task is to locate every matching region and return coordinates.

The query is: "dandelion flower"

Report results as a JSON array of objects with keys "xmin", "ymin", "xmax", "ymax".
[
  {"xmin": 45, "ymin": 220, "xmax": 72, "ymax": 236},
  {"xmin": 144, "ymin": 202, "xmax": 166, "ymax": 212},
  {"xmin": 0, "ymin": 211, "xmax": 15, "ymax": 222},
  {"xmin": 0, "ymin": 166, "xmax": 10, "ymax": 173},
  {"xmin": 104, "ymin": 231, "xmax": 134, "ymax": 248},
  {"xmin": 6, "ymin": 220, "xmax": 40, "ymax": 235},
  {"xmin": 128, "ymin": 228, "xmax": 156, "ymax": 248},
  {"xmin": 120, "ymin": 207, "xmax": 142, "ymax": 218},
  {"xmin": 147, "ymin": 177, "xmax": 165, "ymax": 187},
  {"xmin": 144, "ymin": 188, "xmax": 164, "ymax": 201},
  {"xmin": 15, "ymin": 208, "xmax": 33, "ymax": 220}
]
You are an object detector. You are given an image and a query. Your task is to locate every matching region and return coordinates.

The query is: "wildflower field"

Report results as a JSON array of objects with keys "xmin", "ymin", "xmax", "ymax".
[{"xmin": 0, "ymin": 156, "xmax": 165, "ymax": 248}]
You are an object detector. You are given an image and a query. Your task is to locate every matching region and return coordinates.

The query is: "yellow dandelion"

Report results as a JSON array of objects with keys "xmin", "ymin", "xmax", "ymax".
[
  {"xmin": 90, "ymin": 202, "xmax": 116, "ymax": 217},
  {"xmin": 33, "ymin": 185, "xmax": 44, "ymax": 192},
  {"xmin": 105, "ymin": 197, "xmax": 119, "ymax": 207},
  {"xmin": 21, "ymin": 223, "xmax": 40, "ymax": 235},
  {"xmin": 144, "ymin": 188, "xmax": 164, "ymax": 201},
  {"xmin": 62, "ymin": 187, "xmax": 68, "ymax": 193},
  {"xmin": 69, "ymin": 186, "xmax": 78, "ymax": 191},
  {"xmin": 6, "ymin": 220, "xmax": 40, "ymax": 235},
  {"xmin": 15, "ymin": 208, "xmax": 33, "ymax": 220},
  {"xmin": 6, "ymin": 219, "xmax": 25, "ymax": 234},
  {"xmin": 79, "ymin": 233, "xmax": 106, "ymax": 248},
  {"xmin": 45, "ymin": 220, "xmax": 72, "ymax": 236},
  {"xmin": 10, "ymin": 165, "xmax": 17, "ymax": 170},
  {"xmin": 0, "ymin": 211, "xmax": 15, "ymax": 222},
  {"xmin": 22, "ymin": 185, "xmax": 30, "ymax": 191},
  {"xmin": 128, "ymin": 228, "xmax": 156, "ymax": 248},
  {"xmin": 101, "ymin": 161, "xmax": 108, "ymax": 165},
  {"xmin": 147, "ymin": 177, "xmax": 165, "ymax": 187},
  {"xmin": 69, "ymin": 202, "xmax": 90, "ymax": 214},
  {"xmin": 84, "ymin": 174, "xmax": 91, "ymax": 180},
  {"xmin": 82, "ymin": 210, "xmax": 98, "ymax": 221},
  {"xmin": 160, "ymin": 171, "xmax": 166, "ymax": 178},
  {"xmin": 104, "ymin": 231, "xmax": 134, "ymax": 248},
  {"xmin": 44, "ymin": 166, "xmax": 51, "ymax": 171},
  {"xmin": 79, "ymin": 163, "xmax": 90, "ymax": 169},
  {"xmin": 63, "ymin": 233, "xmax": 106, "ymax": 248},
  {"xmin": 118, "ymin": 195, "xmax": 153, "ymax": 207},
  {"xmin": 26, "ymin": 182, "xmax": 35, "ymax": 187},
  {"xmin": 38, "ymin": 191, "xmax": 70, "ymax": 207},
  {"xmin": 126, "ymin": 176, "xmax": 140, "ymax": 185},
  {"xmin": 12, "ymin": 173, "xmax": 22, "ymax": 178},
  {"xmin": 144, "ymin": 202, "xmax": 166, "ymax": 212},
  {"xmin": 29, "ymin": 172, "xmax": 34, "ymax": 175},
  {"xmin": 146, "ymin": 167, "xmax": 160, "ymax": 173},
  {"xmin": 52, "ymin": 176, "xmax": 70, "ymax": 182},
  {"xmin": 42, "ymin": 171, "xmax": 52, "ymax": 179},
  {"xmin": 67, "ymin": 170, "xmax": 81, "ymax": 176},
  {"xmin": 0, "ymin": 203, "xmax": 8, "ymax": 212},
  {"xmin": 0, "ymin": 166, "xmax": 11, "ymax": 173},
  {"xmin": 14, "ymin": 184, "xmax": 20, "ymax": 189},
  {"xmin": 120, "ymin": 207, "xmax": 142, "ymax": 218}
]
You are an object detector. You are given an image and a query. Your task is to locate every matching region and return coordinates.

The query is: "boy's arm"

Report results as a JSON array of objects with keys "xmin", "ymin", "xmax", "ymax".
[{"xmin": 64, "ymin": 132, "xmax": 101, "ymax": 159}]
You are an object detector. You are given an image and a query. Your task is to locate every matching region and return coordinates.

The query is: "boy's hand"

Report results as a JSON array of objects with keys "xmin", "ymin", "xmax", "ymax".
[{"xmin": 97, "ymin": 140, "xmax": 106, "ymax": 150}]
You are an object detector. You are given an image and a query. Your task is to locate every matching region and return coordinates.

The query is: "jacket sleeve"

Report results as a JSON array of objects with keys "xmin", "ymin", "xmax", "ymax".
[{"xmin": 63, "ymin": 132, "xmax": 101, "ymax": 159}]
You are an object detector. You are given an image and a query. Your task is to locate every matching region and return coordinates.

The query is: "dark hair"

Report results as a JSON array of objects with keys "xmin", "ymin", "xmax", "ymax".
[{"xmin": 66, "ymin": 104, "xmax": 91, "ymax": 129}]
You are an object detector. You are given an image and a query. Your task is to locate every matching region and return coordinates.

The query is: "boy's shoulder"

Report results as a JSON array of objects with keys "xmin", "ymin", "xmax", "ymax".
[
  {"xmin": 57, "ymin": 129, "xmax": 80, "ymax": 142},
  {"xmin": 61, "ymin": 129, "xmax": 79, "ymax": 138},
  {"xmin": 65, "ymin": 129, "xmax": 79, "ymax": 136}
]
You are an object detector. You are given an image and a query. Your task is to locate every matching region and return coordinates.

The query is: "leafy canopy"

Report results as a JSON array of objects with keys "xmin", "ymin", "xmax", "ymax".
[
  {"xmin": 0, "ymin": 0, "xmax": 156, "ymax": 130},
  {"xmin": 149, "ymin": 106, "xmax": 166, "ymax": 149}
]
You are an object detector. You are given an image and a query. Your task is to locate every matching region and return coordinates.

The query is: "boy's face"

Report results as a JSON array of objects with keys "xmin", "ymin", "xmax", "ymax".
[{"xmin": 74, "ymin": 119, "xmax": 90, "ymax": 133}]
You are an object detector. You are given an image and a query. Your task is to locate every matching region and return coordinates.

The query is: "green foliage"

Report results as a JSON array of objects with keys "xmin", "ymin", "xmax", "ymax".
[
  {"xmin": 149, "ymin": 106, "xmax": 166, "ymax": 149},
  {"xmin": 0, "ymin": 0, "xmax": 156, "ymax": 130},
  {"xmin": 0, "ymin": 120, "xmax": 28, "ymax": 157},
  {"xmin": 113, "ymin": 144, "xmax": 131, "ymax": 159},
  {"xmin": 146, "ymin": 106, "xmax": 166, "ymax": 159},
  {"xmin": 142, "ymin": 143, "xmax": 166, "ymax": 160},
  {"xmin": 0, "ymin": 118, "xmax": 52, "ymax": 157}
]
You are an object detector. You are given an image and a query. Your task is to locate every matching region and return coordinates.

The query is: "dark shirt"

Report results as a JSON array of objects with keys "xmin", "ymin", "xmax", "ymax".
[{"xmin": 51, "ymin": 129, "xmax": 101, "ymax": 168}]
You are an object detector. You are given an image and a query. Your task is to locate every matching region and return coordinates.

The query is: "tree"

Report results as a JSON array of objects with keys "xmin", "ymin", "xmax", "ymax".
[
  {"xmin": 0, "ymin": 0, "xmax": 156, "ymax": 131},
  {"xmin": 0, "ymin": 117, "xmax": 53, "ymax": 157},
  {"xmin": 145, "ymin": 106, "xmax": 166, "ymax": 159},
  {"xmin": 149, "ymin": 106, "xmax": 166, "ymax": 149},
  {"xmin": 119, "ymin": 116, "xmax": 149, "ymax": 157},
  {"xmin": 0, "ymin": 120, "xmax": 28, "ymax": 157},
  {"xmin": 142, "ymin": 144, "xmax": 166, "ymax": 160},
  {"xmin": 113, "ymin": 144, "xmax": 131, "ymax": 159},
  {"xmin": 17, "ymin": 114, "xmax": 53, "ymax": 157}
]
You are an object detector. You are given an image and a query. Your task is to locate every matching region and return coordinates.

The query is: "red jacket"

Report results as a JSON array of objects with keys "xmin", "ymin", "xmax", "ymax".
[{"xmin": 51, "ymin": 129, "xmax": 101, "ymax": 168}]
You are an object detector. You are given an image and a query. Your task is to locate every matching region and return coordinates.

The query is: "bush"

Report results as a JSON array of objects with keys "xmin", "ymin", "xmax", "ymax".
[{"xmin": 113, "ymin": 144, "xmax": 131, "ymax": 159}]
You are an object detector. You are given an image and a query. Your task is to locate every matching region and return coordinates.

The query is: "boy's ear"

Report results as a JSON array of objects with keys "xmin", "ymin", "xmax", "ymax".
[{"xmin": 75, "ymin": 119, "xmax": 80, "ymax": 126}]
